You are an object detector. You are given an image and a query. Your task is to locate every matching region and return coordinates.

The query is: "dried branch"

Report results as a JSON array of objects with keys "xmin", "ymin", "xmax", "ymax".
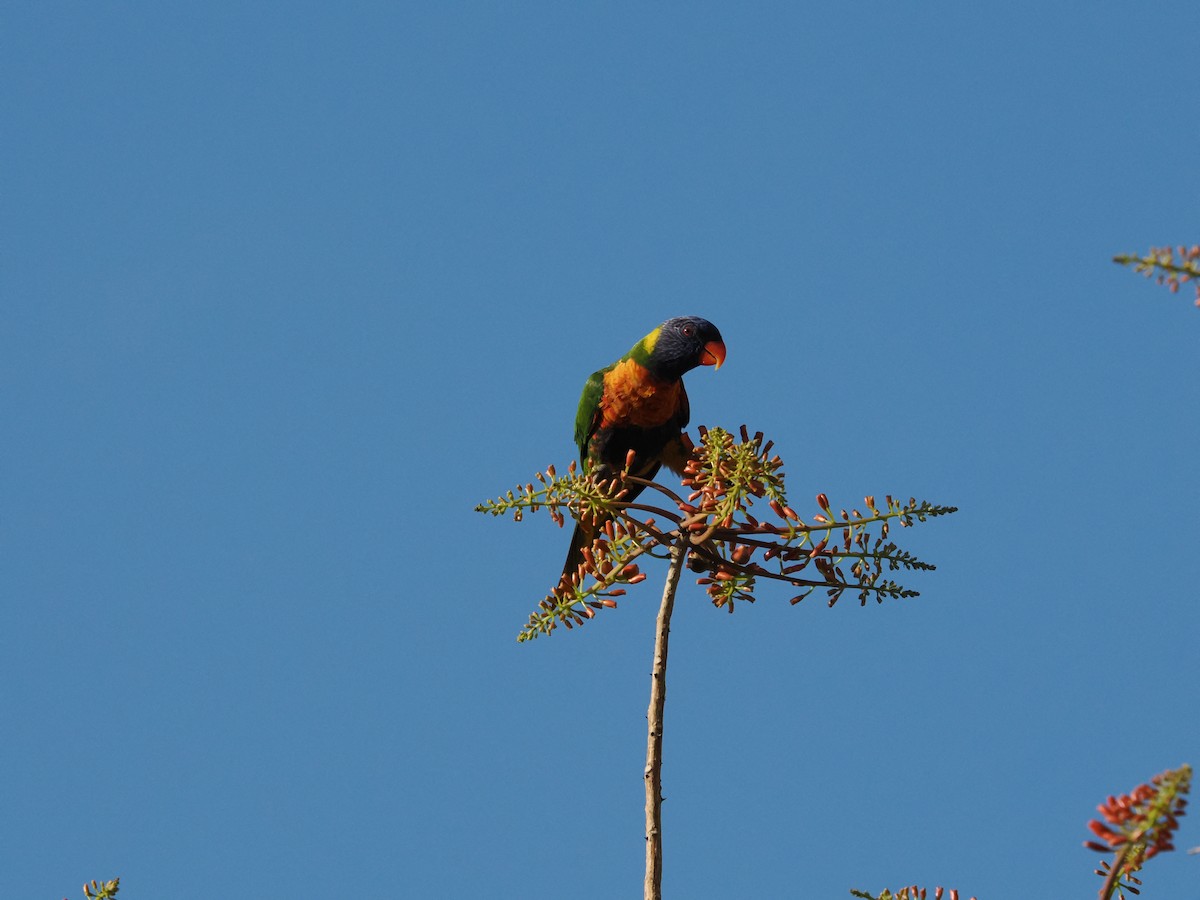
[{"xmin": 644, "ymin": 538, "xmax": 685, "ymax": 900}]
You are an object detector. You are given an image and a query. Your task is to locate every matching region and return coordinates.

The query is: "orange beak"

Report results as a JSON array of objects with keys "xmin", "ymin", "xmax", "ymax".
[{"xmin": 700, "ymin": 339, "xmax": 726, "ymax": 369}]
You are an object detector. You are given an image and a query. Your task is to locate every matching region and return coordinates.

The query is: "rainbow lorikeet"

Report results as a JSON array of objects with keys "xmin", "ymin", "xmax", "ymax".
[{"xmin": 561, "ymin": 316, "xmax": 726, "ymax": 584}]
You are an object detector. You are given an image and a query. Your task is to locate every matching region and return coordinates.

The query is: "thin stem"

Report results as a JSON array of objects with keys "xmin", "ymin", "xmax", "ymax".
[
  {"xmin": 645, "ymin": 535, "xmax": 685, "ymax": 900},
  {"xmin": 1099, "ymin": 837, "xmax": 1139, "ymax": 900},
  {"xmin": 1114, "ymin": 252, "xmax": 1200, "ymax": 279},
  {"xmin": 621, "ymin": 474, "xmax": 691, "ymax": 508}
]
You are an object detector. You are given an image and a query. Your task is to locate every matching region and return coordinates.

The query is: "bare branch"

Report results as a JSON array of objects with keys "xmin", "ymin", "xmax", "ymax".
[{"xmin": 644, "ymin": 537, "xmax": 685, "ymax": 900}]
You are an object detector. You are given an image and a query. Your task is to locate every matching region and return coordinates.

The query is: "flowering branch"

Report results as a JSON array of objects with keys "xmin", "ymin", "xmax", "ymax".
[
  {"xmin": 1084, "ymin": 764, "xmax": 1191, "ymax": 900},
  {"xmin": 1113, "ymin": 246, "xmax": 1200, "ymax": 308},
  {"xmin": 81, "ymin": 879, "xmax": 121, "ymax": 900},
  {"xmin": 851, "ymin": 887, "xmax": 975, "ymax": 900},
  {"xmin": 478, "ymin": 426, "xmax": 958, "ymax": 898},
  {"xmin": 478, "ymin": 426, "xmax": 956, "ymax": 899},
  {"xmin": 476, "ymin": 426, "xmax": 956, "ymax": 642}
]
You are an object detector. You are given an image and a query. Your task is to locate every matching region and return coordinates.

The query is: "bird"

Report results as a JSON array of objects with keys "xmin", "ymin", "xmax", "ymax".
[{"xmin": 561, "ymin": 316, "xmax": 726, "ymax": 585}]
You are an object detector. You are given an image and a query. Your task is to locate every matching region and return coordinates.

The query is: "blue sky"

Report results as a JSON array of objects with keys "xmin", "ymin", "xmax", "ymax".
[{"xmin": 4, "ymin": 3, "xmax": 1199, "ymax": 898}]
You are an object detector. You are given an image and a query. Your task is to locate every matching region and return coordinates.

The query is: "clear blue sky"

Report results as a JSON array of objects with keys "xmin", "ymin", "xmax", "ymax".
[{"xmin": 5, "ymin": 4, "xmax": 1199, "ymax": 898}]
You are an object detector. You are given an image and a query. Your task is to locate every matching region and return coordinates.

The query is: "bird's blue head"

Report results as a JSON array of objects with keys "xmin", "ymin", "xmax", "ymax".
[{"xmin": 640, "ymin": 316, "xmax": 726, "ymax": 381}]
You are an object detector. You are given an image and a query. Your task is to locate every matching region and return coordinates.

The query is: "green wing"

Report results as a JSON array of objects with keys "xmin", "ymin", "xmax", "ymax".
[{"xmin": 573, "ymin": 367, "xmax": 608, "ymax": 463}]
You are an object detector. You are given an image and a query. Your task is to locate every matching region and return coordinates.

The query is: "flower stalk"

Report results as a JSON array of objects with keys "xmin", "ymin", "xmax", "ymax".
[
  {"xmin": 476, "ymin": 426, "xmax": 956, "ymax": 641},
  {"xmin": 1114, "ymin": 246, "xmax": 1200, "ymax": 307},
  {"xmin": 1084, "ymin": 764, "xmax": 1191, "ymax": 900}
]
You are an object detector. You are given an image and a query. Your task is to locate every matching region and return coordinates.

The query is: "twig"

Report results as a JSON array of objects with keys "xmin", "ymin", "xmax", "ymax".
[{"xmin": 645, "ymin": 534, "xmax": 685, "ymax": 900}]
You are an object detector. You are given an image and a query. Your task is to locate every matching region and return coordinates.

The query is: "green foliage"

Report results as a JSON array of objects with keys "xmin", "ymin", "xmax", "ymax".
[
  {"xmin": 476, "ymin": 426, "xmax": 956, "ymax": 642},
  {"xmin": 1114, "ymin": 246, "xmax": 1200, "ymax": 308}
]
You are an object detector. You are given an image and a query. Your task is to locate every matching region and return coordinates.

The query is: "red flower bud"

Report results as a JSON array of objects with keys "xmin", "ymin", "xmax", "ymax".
[{"xmin": 1088, "ymin": 819, "xmax": 1122, "ymax": 844}]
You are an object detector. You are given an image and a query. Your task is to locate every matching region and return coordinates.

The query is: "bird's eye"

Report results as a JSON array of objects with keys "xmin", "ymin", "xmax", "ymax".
[{"xmin": 681, "ymin": 324, "xmax": 694, "ymax": 337}]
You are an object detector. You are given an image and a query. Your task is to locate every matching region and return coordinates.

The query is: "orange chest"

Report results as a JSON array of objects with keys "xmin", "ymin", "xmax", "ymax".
[{"xmin": 598, "ymin": 359, "xmax": 682, "ymax": 429}]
